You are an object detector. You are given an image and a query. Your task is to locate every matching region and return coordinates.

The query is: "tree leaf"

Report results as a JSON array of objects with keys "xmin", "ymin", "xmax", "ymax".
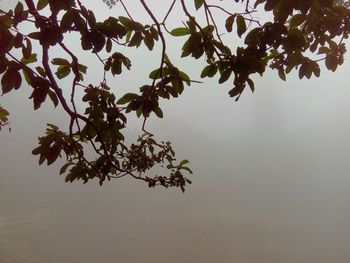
[
  {"xmin": 106, "ymin": 38, "xmax": 112, "ymax": 53},
  {"xmin": 61, "ymin": 10, "xmax": 74, "ymax": 32},
  {"xmin": 247, "ymin": 78, "xmax": 255, "ymax": 93},
  {"xmin": 236, "ymin": 15, "xmax": 247, "ymax": 38},
  {"xmin": 228, "ymin": 85, "xmax": 244, "ymax": 100},
  {"xmin": 20, "ymin": 53, "xmax": 37, "ymax": 65},
  {"xmin": 55, "ymin": 65, "xmax": 71, "ymax": 79},
  {"xmin": 30, "ymin": 81, "xmax": 49, "ymax": 110},
  {"xmin": 180, "ymin": 159, "xmax": 189, "ymax": 166},
  {"xmin": 318, "ymin": 46, "xmax": 330, "ymax": 54},
  {"xmin": 278, "ymin": 69, "xmax": 286, "ymax": 81},
  {"xmin": 22, "ymin": 38, "xmax": 32, "ymax": 59},
  {"xmin": 144, "ymin": 32, "xmax": 154, "ymax": 50},
  {"xmin": 194, "ymin": 0, "xmax": 205, "ymax": 10},
  {"xmin": 290, "ymin": 14, "xmax": 305, "ymax": 28},
  {"xmin": 149, "ymin": 67, "xmax": 172, "ymax": 79},
  {"xmin": 27, "ymin": 32, "xmax": 41, "ymax": 40},
  {"xmin": 225, "ymin": 15, "xmax": 235, "ymax": 33},
  {"xmin": 14, "ymin": 2, "xmax": 24, "ymax": 17},
  {"xmin": 60, "ymin": 162, "xmax": 73, "ymax": 175},
  {"xmin": 218, "ymin": 69, "xmax": 232, "ymax": 84},
  {"xmin": 179, "ymin": 71, "xmax": 191, "ymax": 86},
  {"xmin": 118, "ymin": 16, "xmax": 133, "ymax": 29},
  {"xmin": 127, "ymin": 31, "xmax": 143, "ymax": 47},
  {"xmin": 154, "ymin": 107, "xmax": 163, "ymax": 118},
  {"xmin": 48, "ymin": 90, "xmax": 59, "ymax": 108},
  {"xmin": 1, "ymin": 68, "xmax": 21, "ymax": 94},
  {"xmin": 313, "ymin": 65, "xmax": 320, "ymax": 77},
  {"xmin": 0, "ymin": 106, "xmax": 9, "ymax": 122},
  {"xmin": 325, "ymin": 54, "xmax": 338, "ymax": 72},
  {"xmin": 170, "ymin": 27, "xmax": 191, "ymax": 36},
  {"xmin": 111, "ymin": 59, "xmax": 122, "ymax": 75},
  {"xmin": 92, "ymin": 33, "xmax": 106, "ymax": 52},
  {"xmin": 117, "ymin": 93, "xmax": 139, "ymax": 104},
  {"xmin": 52, "ymin": 58, "xmax": 70, "ymax": 65},
  {"xmin": 165, "ymin": 85, "xmax": 178, "ymax": 98},
  {"xmin": 37, "ymin": 0, "xmax": 48, "ymax": 10}
]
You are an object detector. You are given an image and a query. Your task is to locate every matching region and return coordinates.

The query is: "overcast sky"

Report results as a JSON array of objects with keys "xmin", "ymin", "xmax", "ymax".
[{"xmin": 1, "ymin": 1, "xmax": 350, "ymax": 262}]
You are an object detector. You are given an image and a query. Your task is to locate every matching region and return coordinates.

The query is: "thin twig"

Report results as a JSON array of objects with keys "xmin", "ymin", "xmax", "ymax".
[{"xmin": 162, "ymin": 0, "xmax": 177, "ymax": 24}]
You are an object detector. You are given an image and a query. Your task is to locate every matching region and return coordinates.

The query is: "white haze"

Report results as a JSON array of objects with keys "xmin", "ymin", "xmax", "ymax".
[{"xmin": 1, "ymin": 0, "xmax": 350, "ymax": 262}]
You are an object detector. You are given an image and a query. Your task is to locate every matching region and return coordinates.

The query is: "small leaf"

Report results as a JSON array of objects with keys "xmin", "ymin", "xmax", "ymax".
[
  {"xmin": 61, "ymin": 10, "xmax": 74, "ymax": 31},
  {"xmin": 176, "ymin": 79, "xmax": 184, "ymax": 94},
  {"xmin": 55, "ymin": 65, "xmax": 71, "ymax": 79},
  {"xmin": 201, "ymin": 64, "xmax": 217, "ymax": 78},
  {"xmin": 207, "ymin": 64, "xmax": 218, "ymax": 77},
  {"xmin": 236, "ymin": 15, "xmax": 247, "ymax": 38},
  {"xmin": 20, "ymin": 53, "xmax": 37, "ymax": 65},
  {"xmin": 194, "ymin": 0, "xmax": 205, "ymax": 10},
  {"xmin": 149, "ymin": 67, "xmax": 172, "ymax": 79},
  {"xmin": 30, "ymin": 81, "xmax": 49, "ymax": 110},
  {"xmin": 165, "ymin": 85, "xmax": 178, "ymax": 98},
  {"xmin": 202, "ymin": 25, "xmax": 214, "ymax": 35},
  {"xmin": 254, "ymin": 0, "xmax": 266, "ymax": 8},
  {"xmin": 318, "ymin": 46, "xmax": 330, "ymax": 54},
  {"xmin": 136, "ymin": 107, "xmax": 142, "ymax": 118},
  {"xmin": 106, "ymin": 38, "xmax": 112, "ymax": 53},
  {"xmin": 183, "ymin": 167, "xmax": 193, "ymax": 174},
  {"xmin": 247, "ymin": 78, "xmax": 255, "ymax": 93},
  {"xmin": 117, "ymin": 93, "xmax": 139, "ymax": 104},
  {"xmin": 181, "ymin": 185, "xmax": 185, "ymax": 193},
  {"xmin": 170, "ymin": 27, "xmax": 191, "ymax": 36},
  {"xmin": 200, "ymin": 65, "xmax": 211, "ymax": 78},
  {"xmin": 60, "ymin": 162, "xmax": 73, "ymax": 175},
  {"xmin": 118, "ymin": 16, "xmax": 133, "ymax": 29},
  {"xmin": 225, "ymin": 15, "xmax": 235, "ymax": 33},
  {"xmin": 1, "ymin": 69, "xmax": 21, "ymax": 94},
  {"xmin": 150, "ymin": 26, "xmax": 159, "ymax": 40},
  {"xmin": 143, "ymin": 32, "xmax": 154, "ymax": 50},
  {"xmin": 48, "ymin": 90, "xmax": 59, "ymax": 108},
  {"xmin": 179, "ymin": 71, "xmax": 191, "ymax": 86},
  {"xmin": 92, "ymin": 33, "xmax": 106, "ymax": 52},
  {"xmin": 22, "ymin": 69, "xmax": 33, "ymax": 85},
  {"xmin": 32, "ymin": 146, "xmax": 42, "ymax": 155},
  {"xmin": 298, "ymin": 63, "xmax": 306, "ymax": 79},
  {"xmin": 289, "ymin": 14, "xmax": 305, "ymax": 28},
  {"xmin": 154, "ymin": 107, "xmax": 163, "ymax": 118},
  {"xmin": 37, "ymin": 0, "xmax": 49, "ymax": 10},
  {"xmin": 228, "ymin": 85, "xmax": 244, "ymax": 100},
  {"xmin": 128, "ymin": 32, "xmax": 143, "ymax": 47},
  {"xmin": 125, "ymin": 31, "xmax": 132, "ymax": 43},
  {"xmin": 313, "ymin": 66, "xmax": 320, "ymax": 77},
  {"xmin": 36, "ymin": 66, "xmax": 46, "ymax": 77},
  {"xmin": 27, "ymin": 32, "xmax": 41, "ymax": 40},
  {"xmin": 14, "ymin": 2, "xmax": 24, "ymax": 16},
  {"xmin": 78, "ymin": 64, "xmax": 87, "ymax": 74},
  {"xmin": 22, "ymin": 39, "xmax": 32, "ymax": 59},
  {"xmin": 0, "ymin": 106, "xmax": 9, "ymax": 122},
  {"xmin": 52, "ymin": 58, "xmax": 70, "ymax": 65},
  {"xmin": 46, "ymin": 145, "xmax": 60, "ymax": 165},
  {"xmin": 111, "ymin": 59, "xmax": 122, "ymax": 75},
  {"xmin": 218, "ymin": 69, "xmax": 232, "ymax": 84},
  {"xmin": 157, "ymin": 89, "xmax": 170, "ymax": 99},
  {"xmin": 278, "ymin": 69, "xmax": 286, "ymax": 81},
  {"xmin": 180, "ymin": 159, "xmax": 189, "ymax": 166},
  {"xmin": 325, "ymin": 54, "xmax": 338, "ymax": 72}
]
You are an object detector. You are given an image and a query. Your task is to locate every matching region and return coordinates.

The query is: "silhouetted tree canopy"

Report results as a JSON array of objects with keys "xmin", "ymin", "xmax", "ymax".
[{"xmin": 0, "ymin": 0, "xmax": 349, "ymax": 191}]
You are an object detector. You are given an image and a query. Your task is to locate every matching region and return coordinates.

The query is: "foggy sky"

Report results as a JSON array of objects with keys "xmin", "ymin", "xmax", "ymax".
[{"xmin": 1, "ymin": 1, "xmax": 350, "ymax": 262}]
